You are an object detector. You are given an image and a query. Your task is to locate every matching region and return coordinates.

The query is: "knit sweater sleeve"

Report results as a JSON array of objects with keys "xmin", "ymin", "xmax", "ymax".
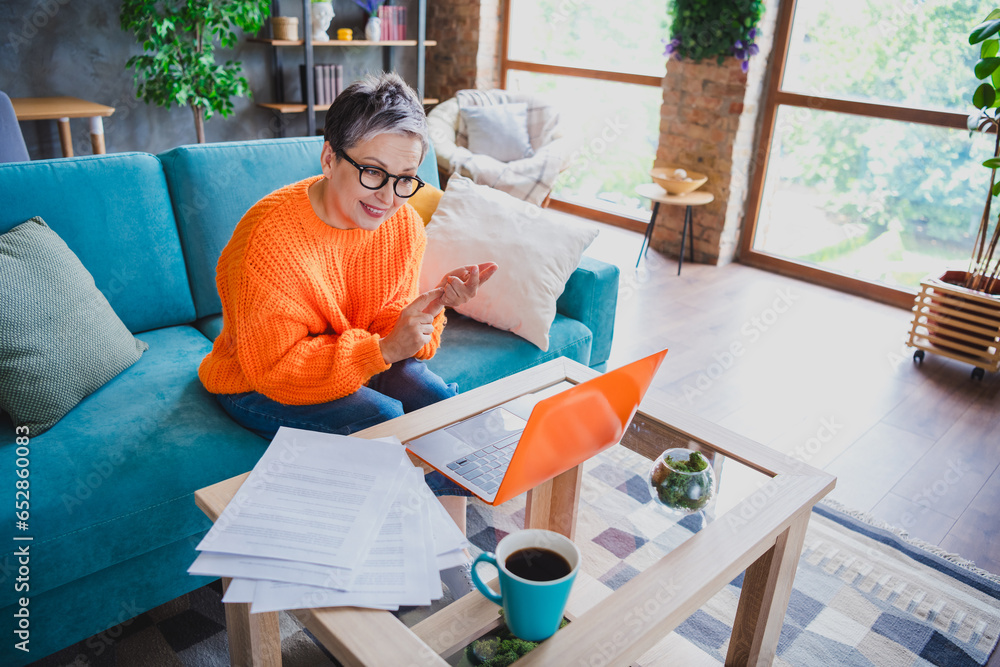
[
  {"xmin": 235, "ymin": 257, "xmax": 390, "ymax": 405},
  {"xmin": 368, "ymin": 211, "xmax": 446, "ymax": 361}
]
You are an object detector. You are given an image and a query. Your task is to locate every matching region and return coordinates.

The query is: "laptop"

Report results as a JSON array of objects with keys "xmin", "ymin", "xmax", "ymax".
[{"xmin": 406, "ymin": 349, "xmax": 668, "ymax": 505}]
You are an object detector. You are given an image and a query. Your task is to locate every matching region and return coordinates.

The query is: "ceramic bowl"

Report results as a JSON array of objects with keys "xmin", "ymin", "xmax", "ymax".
[{"xmin": 650, "ymin": 166, "xmax": 708, "ymax": 195}]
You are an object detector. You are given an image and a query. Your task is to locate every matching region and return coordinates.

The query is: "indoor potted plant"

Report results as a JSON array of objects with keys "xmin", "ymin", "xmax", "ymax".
[
  {"xmin": 664, "ymin": 0, "xmax": 765, "ymax": 73},
  {"xmin": 647, "ymin": 448, "xmax": 716, "ymax": 515},
  {"xmin": 120, "ymin": 0, "xmax": 269, "ymax": 144},
  {"xmin": 355, "ymin": 0, "xmax": 385, "ymax": 41},
  {"xmin": 907, "ymin": 9, "xmax": 1000, "ymax": 380}
]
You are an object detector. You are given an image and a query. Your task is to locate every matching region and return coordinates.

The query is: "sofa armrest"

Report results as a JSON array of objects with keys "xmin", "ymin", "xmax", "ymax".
[{"xmin": 556, "ymin": 256, "xmax": 619, "ymax": 367}]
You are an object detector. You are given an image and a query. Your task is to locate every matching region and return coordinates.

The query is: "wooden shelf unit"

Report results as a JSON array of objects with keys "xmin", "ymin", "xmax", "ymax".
[
  {"xmin": 257, "ymin": 0, "xmax": 432, "ymax": 136},
  {"xmin": 250, "ymin": 37, "xmax": 436, "ymax": 47}
]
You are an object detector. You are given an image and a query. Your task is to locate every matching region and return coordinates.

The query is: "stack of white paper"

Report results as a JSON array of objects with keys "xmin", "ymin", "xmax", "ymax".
[{"xmin": 189, "ymin": 427, "xmax": 470, "ymax": 613}]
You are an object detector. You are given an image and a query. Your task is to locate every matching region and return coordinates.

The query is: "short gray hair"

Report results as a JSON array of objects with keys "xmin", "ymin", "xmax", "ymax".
[{"xmin": 323, "ymin": 72, "xmax": 429, "ymax": 163}]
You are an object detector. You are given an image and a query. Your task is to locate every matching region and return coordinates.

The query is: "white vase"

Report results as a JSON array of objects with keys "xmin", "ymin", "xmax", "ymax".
[
  {"xmin": 310, "ymin": 1, "xmax": 334, "ymax": 42},
  {"xmin": 365, "ymin": 16, "xmax": 381, "ymax": 41}
]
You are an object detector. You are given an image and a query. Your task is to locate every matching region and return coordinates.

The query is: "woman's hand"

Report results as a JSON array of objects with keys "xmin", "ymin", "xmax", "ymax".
[
  {"xmin": 436, "ymin": 263, "xmax": 499, "ymax": 310},
  {"xmin": 379, "ymin": 288, "xmax": 445, "ymax": 364}
]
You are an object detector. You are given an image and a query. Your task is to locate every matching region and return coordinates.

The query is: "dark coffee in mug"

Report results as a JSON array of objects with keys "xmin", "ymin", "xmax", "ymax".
[{"xmin": 505, "ymin": 547, "xmax": 572, "ymax": 582}]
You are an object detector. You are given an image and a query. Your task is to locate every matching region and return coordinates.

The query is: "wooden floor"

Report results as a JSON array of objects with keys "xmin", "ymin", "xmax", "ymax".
[{"xmin": 570, "ymin": 216, "xmax": 1000, "ymax": 581}]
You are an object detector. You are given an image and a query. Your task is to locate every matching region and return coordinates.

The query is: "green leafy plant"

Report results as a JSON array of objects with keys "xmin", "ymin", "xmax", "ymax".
[
  {"xmin": 649, "ymin": 449, "xmax": 714, "ymax": 511},
  {"xmin": 120, "ymin": 0, "xmax": 270, "ymax": 143},
  {"xmin": 966, "ymin": 9, "xmax": 1000, "ymax": 293},
  {"xmin": 664, "ymin": 0, "xmax": 764, "ymax": 72}
]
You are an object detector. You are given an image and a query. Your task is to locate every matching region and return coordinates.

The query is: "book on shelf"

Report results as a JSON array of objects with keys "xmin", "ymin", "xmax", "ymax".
[
  {"xmin": 378, "ymin": 5, "xmax": 406, "ymax": 40},
  {"xmin": 299, "ymin": 64, "xmax": 345, "ymax": 106}
]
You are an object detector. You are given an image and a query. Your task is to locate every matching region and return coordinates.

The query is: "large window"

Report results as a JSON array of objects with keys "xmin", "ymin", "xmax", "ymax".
[
  {"xmin": 743, "ymin": 0, "xmax": 994, "ymax": 304},
  {"xmin": 503, "ymin": 0, "xmax": 669, "ymax": 221}
]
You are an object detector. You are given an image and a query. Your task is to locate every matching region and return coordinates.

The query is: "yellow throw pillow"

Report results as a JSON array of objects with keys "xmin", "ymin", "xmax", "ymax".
[{"xmin": 408, "ymin": 183, "xmax": 444, "ymax": 225}]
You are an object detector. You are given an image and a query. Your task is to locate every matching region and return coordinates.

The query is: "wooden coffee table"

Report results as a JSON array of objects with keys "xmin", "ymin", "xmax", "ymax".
[{"xmin": 195, "ymin": 358, "xmax": 835, "ymax": 666}]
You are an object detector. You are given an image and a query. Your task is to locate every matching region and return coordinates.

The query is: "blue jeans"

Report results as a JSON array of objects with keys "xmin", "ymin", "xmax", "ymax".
[{"xmin": 217, "ymin": 358, "xmax": 470, "ymax": 497}]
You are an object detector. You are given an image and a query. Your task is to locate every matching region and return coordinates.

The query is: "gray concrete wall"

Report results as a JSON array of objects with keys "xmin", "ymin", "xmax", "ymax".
[{"xmin": 0, "ymin": 0, "xmax": 421, "ymax": 159}]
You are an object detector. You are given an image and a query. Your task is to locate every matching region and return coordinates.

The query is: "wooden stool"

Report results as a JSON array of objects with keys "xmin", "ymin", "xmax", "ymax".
[{"xmin": 635, "ymin": 183, "xmax": 714, "ymax": 274}]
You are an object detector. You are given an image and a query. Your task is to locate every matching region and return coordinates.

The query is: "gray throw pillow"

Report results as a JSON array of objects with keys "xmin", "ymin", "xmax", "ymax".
[
  {"xmin": 460, "ymin": 103, "xmax": 535, "ymax": 163},
  {"xmin": 0, "ymin": 217, "xmax": 148, "ymax": 435}
]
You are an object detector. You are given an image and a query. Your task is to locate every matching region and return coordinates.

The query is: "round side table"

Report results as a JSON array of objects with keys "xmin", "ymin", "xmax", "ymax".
[{"xmin": 635, "ymin": 183, "xmax": 714, "ymax": 274}]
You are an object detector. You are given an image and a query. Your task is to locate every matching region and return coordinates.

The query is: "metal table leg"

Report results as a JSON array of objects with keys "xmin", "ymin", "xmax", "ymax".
[
  {"xmin": 677, "ymin": 204, "xmax": 694, "ymax": 275},
  {"xmin": 636, "ymin": 202, "xmax": 660, "ymax": 268}
]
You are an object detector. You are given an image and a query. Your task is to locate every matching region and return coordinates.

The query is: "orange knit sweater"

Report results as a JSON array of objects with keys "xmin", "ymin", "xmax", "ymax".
[{"xmin": 198, "ymin": 175, "xmax": 446, "ymax": 405}]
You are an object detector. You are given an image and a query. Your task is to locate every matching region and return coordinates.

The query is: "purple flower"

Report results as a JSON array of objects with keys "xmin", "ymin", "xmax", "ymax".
[
  {"xmin": 741, "ymin": 59, "xmax": 749, "ymax": 73},
  {"xmin": 353, "ymin": 0, "xmax": 383, "ymax": 15},
  {"xmin": 663, "ymin": 37, "xmax": 681, "ymax": 57},
  {"xmin": 734, "ymin": 40, "xmax": 744, "ymax": 50},
  {"xmin": 748, "ymin": 28, "xmax": 757, "ymax": 39},
  {"xmin": 749, "ymin": 43, "xmax": 760, "ymax": 56}
]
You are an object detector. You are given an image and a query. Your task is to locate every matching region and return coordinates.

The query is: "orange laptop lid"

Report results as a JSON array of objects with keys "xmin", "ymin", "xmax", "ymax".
[{"xmin": 490, "ymin": 348, "xmax": 668, "ymax": 505}]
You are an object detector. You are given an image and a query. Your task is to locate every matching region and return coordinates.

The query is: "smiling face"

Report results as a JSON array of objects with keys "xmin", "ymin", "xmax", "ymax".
[{"xmin": 312, "ymin": 132, "xmax": 422, "ymax": 231}]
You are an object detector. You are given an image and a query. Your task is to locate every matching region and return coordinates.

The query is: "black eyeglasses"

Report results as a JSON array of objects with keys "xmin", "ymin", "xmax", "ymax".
[{"xmin": 337, "ymin": 150, "xmax": 425, "ymax": 198}]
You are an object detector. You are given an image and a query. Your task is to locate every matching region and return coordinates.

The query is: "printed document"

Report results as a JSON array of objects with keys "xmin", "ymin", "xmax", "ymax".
[{"xmin": 196, "ymin": 427, "xmax": 409, "ymax": 570}]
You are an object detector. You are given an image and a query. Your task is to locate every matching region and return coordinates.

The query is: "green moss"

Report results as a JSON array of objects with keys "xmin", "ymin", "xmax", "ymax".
[
  {"xmin": 667, "ymin": 451, "xmax": 708, "ymax": 473},
  {"xmin": 650, "ymin": 451, "xmax": 713, "ymax": 511},
  {"xmin": 468, "ymin": 616, "xmax": 570, "ymax": 667}
]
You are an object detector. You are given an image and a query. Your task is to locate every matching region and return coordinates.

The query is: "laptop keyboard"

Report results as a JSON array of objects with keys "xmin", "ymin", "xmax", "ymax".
[{"xmin": 445, "ymin": 433, "xmax": 520, "ymax": 495}]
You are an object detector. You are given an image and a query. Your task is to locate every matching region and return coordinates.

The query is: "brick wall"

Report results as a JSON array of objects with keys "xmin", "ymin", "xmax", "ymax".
[
  {"xmin": 428, "ymin": 0, "xmax": 781, "ymax": 266},
  {"xmin": 426, "ymin": 0, "xmax": 501, "ymax": 104},
  {"xmin": 651, "ymin": 5, "xmax": 779, "ymax": 265},
  {"xmin": 476, "ymin": 0, "xmax": 503, "ymax": 91}
]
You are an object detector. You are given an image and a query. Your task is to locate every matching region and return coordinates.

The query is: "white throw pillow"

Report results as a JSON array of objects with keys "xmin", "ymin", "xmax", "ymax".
[
  {"xmin": 459, "ymin": 103, "xmax": 535, "ymax": 163},
  {"xmin": 420, "ymin": 176, "xmax": 598, "ymax": 351}
]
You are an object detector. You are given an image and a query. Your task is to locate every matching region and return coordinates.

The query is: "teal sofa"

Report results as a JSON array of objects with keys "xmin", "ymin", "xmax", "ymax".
[{"xmin": 0, "ymin": 137, "xmax": 618, "ymax": 665}]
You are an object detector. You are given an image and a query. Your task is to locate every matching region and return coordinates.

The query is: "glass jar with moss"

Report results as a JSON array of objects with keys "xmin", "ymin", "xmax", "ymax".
[{"xmin": 648, "ymin": 448, "xmax": 716, "ymax": 514}]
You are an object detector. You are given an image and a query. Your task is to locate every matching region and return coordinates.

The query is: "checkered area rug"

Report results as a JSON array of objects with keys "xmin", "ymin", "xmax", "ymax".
[
  {"xmin": 30, "ymin": 446, "xmax": 1000, "ymax": 667},
  {"xmin": 465, "ymin": 445, "xmax": 1000, "ymax": 667},
  {"xmin": 27, "ymin": 580, "xmax": 342, "ymax": 667}
]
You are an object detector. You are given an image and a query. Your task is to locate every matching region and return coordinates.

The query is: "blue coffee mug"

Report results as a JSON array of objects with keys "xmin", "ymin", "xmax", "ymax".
[{"xmin": 471, "ymin": 529, "xmax": 580, "ymax": 641}]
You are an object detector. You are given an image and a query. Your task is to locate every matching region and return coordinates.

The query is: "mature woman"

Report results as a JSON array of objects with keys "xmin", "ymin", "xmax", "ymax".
[{"xmin": 198, "ymin": 73, "xmax": 495, "ymax": 592}]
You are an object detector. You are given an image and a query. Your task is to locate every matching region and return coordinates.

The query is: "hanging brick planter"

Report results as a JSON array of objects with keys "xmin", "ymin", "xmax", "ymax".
[{"xmin": 651, "ymin": 0, "xmax": 778, "ymax": 267}]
